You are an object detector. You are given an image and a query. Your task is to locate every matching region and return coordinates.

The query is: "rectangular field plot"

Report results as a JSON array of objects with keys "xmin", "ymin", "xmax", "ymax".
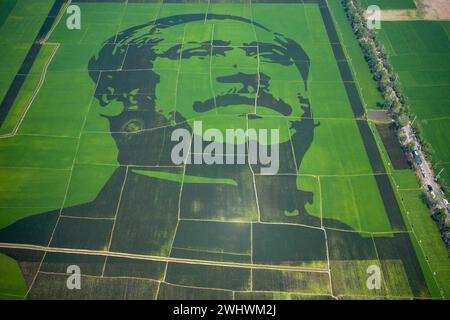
[
  {"xmin": 252, "ymin": 269, "xmax": 331, "ymax": 295},
  {"xmin": 0, "ymin": 167, "xmax": 69, "ymax": 210},
  {"xmin": 104, "ymin": 257, "xmax": 166, "ymax": 281},
  {"xmin": 373, "ymin": 234, "xmax": 431, "ymax": 298},
  {"xmin": 157, "ymin": 282, "xmax": 233, "ymax": 300},
  {"xmin": 109, "ymin": 167, "xmax": 182, "ymax": 256},
  {"xmin": 171, "ymin": 220, "xmax": 251, "ymax": 263},
  {"xmin": 0, "ymin": 135, "xmax": 77, "ymax": 169},
  {"xmin": 28, "ymin": 272, "xmax": 158, "ymax": 300},
  {"xmin": 298, "ymin": 119, "xmax": 373, "ymax": 175},
  {"xmin": 255, "ymin": 174, "xmax": 321, "ymax": 227},
  {"xmin": 61, "ymin": 163, "xmax": 119, "ymax": 212},
  {"xmin": 391, "ymin": 169, "xmax": 420, "ymax": 190},
  {"xmin": 41, "ymin": 252, "xmax": 106, "ymax": 277},
  {"xmin": 50, "ymin": 216, "xmax": 114, "ymax": 251},
  {"xmin": 234, "ymin": 291, "xmax": 333, "ymax": 300},
  {"xmin": 0, "ymin": 252, "xmax": 28, "ymax": 299},
  {"xmin": 0, "ymin": 248, "xmax": 44, "ymax": 298},
  {"xmin": 165, "ymin": 262, "xmax": 250, "ymax": 291},
  {"xmin": 320, "ymin": 175, "xmax": 392, "ymax": 233},
  {"xmin": 181, "ymin": 163, "xmax": 258, "ymax": 222},
  {"xmin": 252, "ymin": 223, "xmax": 328, "ymax": 268},
  {"xmin": 326, "ymin": 229, "xmax": 416, "ymax": 298}
]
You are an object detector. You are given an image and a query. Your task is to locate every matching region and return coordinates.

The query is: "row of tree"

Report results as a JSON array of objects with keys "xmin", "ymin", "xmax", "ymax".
[
  {"xmin": 342, "ymin": 0, "xmax": 446, "ymax": 191},
  {"xmin": 342, "ymin": 0, "xmax": 450, "ymax": 246},
  {"xmin": 342, "ymin": 0, "xmax": 407, "ymax": 121}
]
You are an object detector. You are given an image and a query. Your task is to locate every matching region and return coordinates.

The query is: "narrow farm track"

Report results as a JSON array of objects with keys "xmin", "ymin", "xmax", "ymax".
[{"xmin": 0, "ymin": 242, "xmax": 330, "ymax": 274}]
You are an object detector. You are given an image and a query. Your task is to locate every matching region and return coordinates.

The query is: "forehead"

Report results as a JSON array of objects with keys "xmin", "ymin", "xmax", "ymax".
[{"xmin": 149, "ymin": 19, "xmax": 269, "ymax": 45}]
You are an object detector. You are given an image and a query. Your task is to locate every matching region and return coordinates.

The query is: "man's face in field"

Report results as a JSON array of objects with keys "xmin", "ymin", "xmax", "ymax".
[
  {"xmin": 151, "ymin": 20, "xmax": 310, "ymax": 144},
  {"xmin": 90, "ymin": 15, "xmax": 313, "ymax": 165}
]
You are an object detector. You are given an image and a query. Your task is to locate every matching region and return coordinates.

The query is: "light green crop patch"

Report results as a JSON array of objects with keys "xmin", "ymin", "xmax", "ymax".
[
  {"xmin": 0, "ymin": 253, "xmax": 27, "ymax": 300},
  {"xmin": 133, "ymin": 169, "xmax": 238, "ymax": 186}
]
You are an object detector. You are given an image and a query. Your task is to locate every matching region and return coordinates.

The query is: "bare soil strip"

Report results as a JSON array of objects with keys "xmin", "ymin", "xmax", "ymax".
[{"xmin": 370, "ymin": 1, "xmax": 450, "ymax": 20}]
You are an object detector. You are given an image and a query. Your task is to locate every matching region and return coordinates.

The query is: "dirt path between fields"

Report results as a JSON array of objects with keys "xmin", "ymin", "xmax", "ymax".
[
  {"xmin": 0, "ymin": 242, "xmax": 330, "ymax": 273},
  {"xmin": 380, "ymin": 10, "xmax": 419, "ymax": 20}
]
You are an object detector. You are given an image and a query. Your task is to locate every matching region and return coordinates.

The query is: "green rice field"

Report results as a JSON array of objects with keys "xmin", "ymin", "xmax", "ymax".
[
  {"xmin": 377, "ymin": 20, "xmax": 450, "ymax": 187},
  {"xmin": 0, "ymin": 0, "xmax": 448, "ymax": 300}
]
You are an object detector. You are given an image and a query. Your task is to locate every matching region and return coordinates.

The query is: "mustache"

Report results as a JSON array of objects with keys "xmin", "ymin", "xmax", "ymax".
[{"xmin": 192, "ymin": 91, "xmax": 293, "ymax": 116}]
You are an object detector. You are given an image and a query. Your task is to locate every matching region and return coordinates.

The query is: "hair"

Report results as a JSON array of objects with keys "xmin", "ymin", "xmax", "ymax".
[{"xmin": 88, "ymin": 13, "xmax": 310, "ymax": 118}]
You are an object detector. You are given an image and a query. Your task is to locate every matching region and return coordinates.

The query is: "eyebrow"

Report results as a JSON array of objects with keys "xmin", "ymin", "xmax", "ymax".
[
  {"xmin": 159, "ymin": 40, "xmax": 234, "ymax": 60},
  {"xmin": 158, "ymin": 40, "xmax": 296, "ymax": 64},
  {"xmin": 241, "ymin": 42, "xmax": 293, "ymax": 61}
]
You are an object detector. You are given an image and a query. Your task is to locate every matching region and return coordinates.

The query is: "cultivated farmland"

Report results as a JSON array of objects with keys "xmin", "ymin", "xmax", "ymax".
[
  {"xmin": 0, "ymin": 0, "xmax": 447, "ymax": 300},
  {"xmin": 377, "ymin": 20, "xmax": 450, "ymax": 187}
]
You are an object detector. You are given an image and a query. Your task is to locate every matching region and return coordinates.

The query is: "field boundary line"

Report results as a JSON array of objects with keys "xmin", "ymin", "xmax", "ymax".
[
  {"xmin": 14, "ymin": 133, "xmax": 78, "ymax": 139},
  {"xmin": 162, "ymin": 27, "xmax": 189, "ymax": 288},
  {"xmin": 171, "ymin": 246, "xmax": 250, "ymax": 257},
  {"xmin": 318, "ymin": 176, "xmax": 323, "ymax": 228},
  {"xmin": 234, "ymin": 289, "xmax": 333, "ymax": 298},
  {"xmin": 162, "ymin": 281, "xmax": 233, "ymax": 294},
  {"xmin": 0, "ymin": 165, "xmax": 70, "ymax": 171},
  {"xmin": 60, "ymin": 215, "xmax": 115, "ymax": 221},
  {"xmin": 336, "ymin": 293, "xmax": 416, "ymax": 300},
  {"xmin": 112, "ymin": 0, "xmax": 129, "ymax": 45},
  {"xmin": 371, "ymin": 235, "xmax": 389, "ymax": 293},
  {"xmin": 39, "ymin": 270, "xmax": 158, "ymax": 283},
  {"xmin": 180, "ymin": 217, "xmax": 252, "ymax": 224},
  {"xmin": 154, "ymin": 0, "xmax": 165, "ymax": 23}
]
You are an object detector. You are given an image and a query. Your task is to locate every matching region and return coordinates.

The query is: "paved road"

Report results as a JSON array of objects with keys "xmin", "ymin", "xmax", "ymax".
[{"xmin": 403, "ymin": 124, "xmax": 447, "ymax": 208}]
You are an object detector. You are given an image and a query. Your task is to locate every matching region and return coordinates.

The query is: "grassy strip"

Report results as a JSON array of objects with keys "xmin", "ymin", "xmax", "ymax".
[
  {"xmin": 133, "ymin": 169, "xmax": 238, "ymax": 186},
  {"xmin": 327, "ymin": 0, "xmax": 383, "ymax": 110},
  {"xmin": 0, "ymin": 253, "xmax": 27, "ymax": 300}
]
